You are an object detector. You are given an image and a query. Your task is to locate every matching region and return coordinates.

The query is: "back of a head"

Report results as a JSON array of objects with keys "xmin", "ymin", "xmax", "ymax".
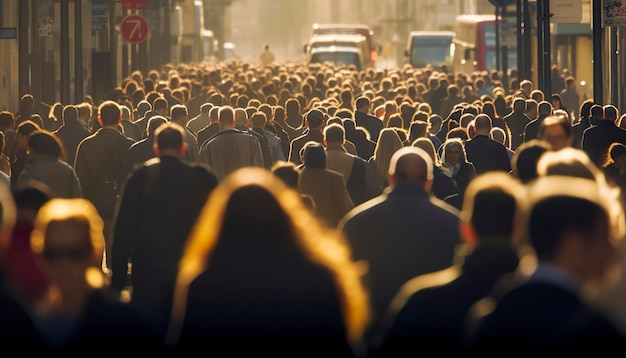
[
  {"xmin": 218, "ymin": 106, "xmax": 235, "ymax": 126},
  {"xmin": 526, "ymin": 176, "xmax": 621, "ymax": 262},
  {"xmin": 98, "ymin": 100, "xmax": 121, "ymax": 126},
  {"xmin": 28, "ymin": 131, "xmax": 63, "ymax": 158},
  {"xmin": 388, "ymin": 146, "xmax": 433, "ymax": 186},
  {"xmin": 17, "ymin": 120, "xmax": 41, "ymax": 136},
  {"xmin": 0, "ymin": 111, "xmax": 14, "ymax": 129},
  {"xmin": 512, "ymin": 139, "xmax": 551, "ymax": 183},
  {"xmin": 62, "ymin": 105, "xmax": 79, "ymax": 124},
  {"xmin": 155, "ymin": 122, "xmax": 185, "ymax": 151},
  {"xmin": 513, "ymin": 97, "xmax": 526, "ymax": 111},
  {"xmin": 537, "ymin": 101, "xmax": 552, "ymax": 115},
  {"xmin": 323, "ymin": 123, "xmax": 345, "ymax": 144},
  {"xmin": 30, "ymin": 198, "xmax": 105, "ymax": 268},
  {"xmin": 305, "ymin": 108, "xmax": 325, "ymax": 129},
  {"xmin": 170, "ymin": 104, "xmax": 188, "ymax": 122},
  {"xmin": 474, "ymin": 113, "xmax": 492, "ymax": 132},
  {"xmin": 411, "ymin": 137, "xmax": 439, "ymax": 166},
  {"xmin": 147, "ymin": 115, "xmax": 168, "ymax": 137},
  {"xmin": 271, "ymin": 161, "xmax": 301, "ymax": 190},
  {"xmin": 489, "ymin": 127, "xmax": 507, "ymax": 145},
  {"xmin": 303, "ymin": 142, "xmax": 326, "ymax": 169},
  {"xmin": 461, "ymin": 172, "xmax": 525, "ymax": 243},
  {"xmin": 590, "ymin": 104, "xmax": 603, "ymax": 118},
  {"xmin": 536, "ymin": 147, "xmax": 601, "ymax": 181},
  {"xmin": 153, "ymin": 97, "xmax": 168, "ymax": 112},
  {"xmin": 603, "ymin": 104, "xmax": 619, "ymax": 122}
]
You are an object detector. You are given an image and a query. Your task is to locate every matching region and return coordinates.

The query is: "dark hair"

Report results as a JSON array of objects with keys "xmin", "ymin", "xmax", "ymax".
[
  {"xmin": 302, "ymin": 142, "xmax": 326, "ymax": 169},
  {"xmin": 529, "ymin": 196, "xmax": 608, "ymax": 261},
  {"xmin": 271, "ymin": 161, "xmax": 301, "ymax": 189},
  {"xmin": 155, "ymin": 122, "xmax": 185, "ymax": 151},
  {"xmin": 17, "ymin": 120, "xmax": 41, "ymax": 136},
  {"xmin": 62, "ymin": 105, "xmax": 79, "ymax": 124},
  {"xmin": 98, "ymin": 100, "xmax": 121, "ymax": 126},
  {"xmin": 0, "ymin": 111, "xmax": 15, "ymax": 129},
  {"xmin": 512, "ymin": 139, "xmax": 551, "ymax": 183},
  {"xmin": 324, "ymin": 123, "xmax": 345, "ymax": 144},
  {"xmin": 170, "ymin": 104, "xmax": 188, "ymax": 122},
  {"xmin": 147, "ymin": 115, "xmax": 168, "ymax": 137},
  {"xmin": 28, "ymin": 130, "xmax": 65, "ymax": 160}
]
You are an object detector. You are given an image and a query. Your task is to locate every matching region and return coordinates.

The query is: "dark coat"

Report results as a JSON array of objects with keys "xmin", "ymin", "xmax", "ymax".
[
  {"xmin": 523, "ymin": 113, "xmax": 549, "ymax": 143},
  {"xmin": 503, "ymin": 110, "xmax": 531, "ymax": 150},
  {"xmin": 110, "ymin": 156, "xmax": 217, "ymax": 339},
  {"xmin": 582, "ymin": 120, "xmax": 626, "ymax": 167},
  {"xmin": 288, "ymin": 130, "xmax": 324, "ymax": 166},
  {"xmin": 44, "ymin": 289, "xmax": 161, "ymax": 353},
  {"xmin": 74, "ymin": 127, "xmax": 135, "ymax": 218},
  {"xmin": 355, "ymin": 111, "xmax": 384, "ymax": 143},
  {"xmin": 339, "ymin": 183, "xmax": 461, "ymax": 344},
  {"xmin": 172, "ymin": 228, "xmax": 356, "ymax": 357},
  {"xmin": 468, "ymin": 282, "xmax": 626, "ymax": 352},
  {"xmin": 372, "ymin": 243, "xmax": 520, "ymax": 356},
  {"xmin": 464, "ymin": 135, "xmax": 512, "ymax": 175},
  {"xmin": 53, "ymin": 121, "xmax": 92, "ymax": 167},
  {"xmin": 123, "ymin": 136, "xmax": 156, "ymax": 178}
]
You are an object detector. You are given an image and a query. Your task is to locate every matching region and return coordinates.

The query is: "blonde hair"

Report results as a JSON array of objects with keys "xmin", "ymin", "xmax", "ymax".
[
  {"xmin": 168, "ymin": 167, "xmax": 370, "ymax": 345},
  {"xmin": 30, "ymin": 198, "xmax": 105, "ymax": 259}
]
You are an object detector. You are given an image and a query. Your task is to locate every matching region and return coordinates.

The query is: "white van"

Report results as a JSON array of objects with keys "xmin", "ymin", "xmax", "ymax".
[
  {"xmin": 404, "ymin": 30, "xmax": 454, "ymax": 70},
  {"xmin": 305, "ymin": 33, "xmax": 371, "ymax": 70}
]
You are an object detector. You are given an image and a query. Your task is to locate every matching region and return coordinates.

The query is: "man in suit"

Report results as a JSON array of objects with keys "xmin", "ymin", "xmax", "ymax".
[
  {"xmin": 339, "ymin": 146, "xmax": 461, "ymax": 349},
  {"xmin": 288, "ymin": 108, "xmax": 326, "ymax": 166},
  {"xmin": 110, "ymin": 122, "xmax": 218, "ymax": 341},
  {"xmin": 199, "ymin": 105, "xmax": 264, "ymax": 181},
  {"xmin": 468, "ymin": 176, "xmax": 626, "ymax": 352},
  {"xmin": 582, "ymin": 104, "xmax": 626, "ymax": 168},
  {"xmin": 354, "ymin": 96, "xmax": 384, "ymax": 143},
  {"xmin": 371, "ymin": 172, "xmax": 526, "ymax": 356},
  {"xmin": 503, "ymin": 97, "xmax": 531, "ymax": 150},
  {"xmin": 464, "ymin": 114, "xmax": 512, "ymax": 175},
  {"xmin": 74, "ymin": 100, "xmax": 135, "ymax": 269}
]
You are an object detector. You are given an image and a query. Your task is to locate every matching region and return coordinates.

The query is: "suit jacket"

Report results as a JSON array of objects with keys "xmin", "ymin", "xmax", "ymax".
[
  {"xmin": 469, "ymin": 281, "xmax": 626, "ymax": 352},
  {"xmin": 339, "ymin": 184, "xmax": 461, "ymax": 344},
  {"xmin": 288, "ymin": 130, "xmax": 324, "ymax": 166},
  {"xmin": 199, "ymin": 128, "xmax": 264, "ymax": 182},
  {"xmin": 464, "ymin": 135, "xmax": 511, "ymax": 175},
  {"xmin": 74, "ymin": 127, "xmax": 135, "ymax": 217},
  {"xmin": 111, "ymin": 156, "xmax": 218, "ymax": 339},
  {"xmin": 53, "ymin": 121, "xmax": 92, "ymax": 167},
  {"xmin": 582, "ymin": 120, "xmax": 626, "ymax": 167},
  {"xmin": 503, "ymin": 110, "xmax": 531, "ymax": 150},
  {"xmin": 372, "ymin": 243, "xmax": 520, "ymax": 356},
  {"xmin": 355, "ymin": 111, "xmax": 384, "ymax": 143}
]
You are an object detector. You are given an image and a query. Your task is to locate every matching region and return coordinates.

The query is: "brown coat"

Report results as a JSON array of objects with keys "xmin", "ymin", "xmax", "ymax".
[
  {"xmin": 74, "ymin": 127, "xmax": 135, "ymax": 209},
  {"xmin": 299, "ymin": 167, "xmax": 354, "ymax": 228}
]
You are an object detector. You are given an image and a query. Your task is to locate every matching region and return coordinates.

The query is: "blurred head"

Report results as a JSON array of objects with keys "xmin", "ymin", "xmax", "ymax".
[
  {"xmin": 388, "ymin": 146, "xmax": 433, "ymax": 190},
  {"xmin": 539, "ymin": 114, "xmax": 573, "ymax": 151},
  {"xmin": 30, "ymin": 198, "xmax": 106, "ymax": 290},
  {"xmin": 460, "ymin": 172, "xmax": 526, "ymax": 246}
]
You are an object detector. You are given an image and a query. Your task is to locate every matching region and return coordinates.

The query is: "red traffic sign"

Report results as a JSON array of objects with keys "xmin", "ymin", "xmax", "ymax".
[
  {"xmin": 121, "ymin": 0, "xmax": 151, "ymax": 10},
  {"xmin": 120, "ymin": 15, "xmax": 149, "ymax": 44}
]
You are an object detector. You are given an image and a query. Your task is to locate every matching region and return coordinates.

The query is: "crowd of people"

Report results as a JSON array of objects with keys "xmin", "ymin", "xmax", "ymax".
[{"xmin": 0, "ymin": 57, "xmax": 626, "ymax": 355}]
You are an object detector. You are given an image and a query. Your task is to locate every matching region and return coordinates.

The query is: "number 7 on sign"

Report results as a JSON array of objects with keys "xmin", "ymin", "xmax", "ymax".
[
  {"xmin": 127, "ymin": 19, "xmax": 142, "ymax": 39},
  {"xmin": 121, "ymin": 14, "xmax": 149, "ymax": 44}
]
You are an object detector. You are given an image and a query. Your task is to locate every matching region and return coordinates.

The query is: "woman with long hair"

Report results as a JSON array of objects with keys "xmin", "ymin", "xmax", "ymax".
[
  {"xmin": 369, "ymin": 128, "xmax": 404, "ymax": 187},
  {"xmin": 166, "ymin": 167, "xmax": 370, "ymax": 357}
]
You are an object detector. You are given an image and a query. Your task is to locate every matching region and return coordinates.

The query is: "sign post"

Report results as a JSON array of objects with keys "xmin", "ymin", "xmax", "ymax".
[{"xmin": 120, "ymin": 14, "xmax": 149, "ymax": 44}]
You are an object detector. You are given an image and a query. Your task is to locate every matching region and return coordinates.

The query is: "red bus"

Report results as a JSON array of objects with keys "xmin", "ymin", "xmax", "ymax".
[{"xmin": 451, "ymin": 14, "xmax": 517, "ymax": 75}]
